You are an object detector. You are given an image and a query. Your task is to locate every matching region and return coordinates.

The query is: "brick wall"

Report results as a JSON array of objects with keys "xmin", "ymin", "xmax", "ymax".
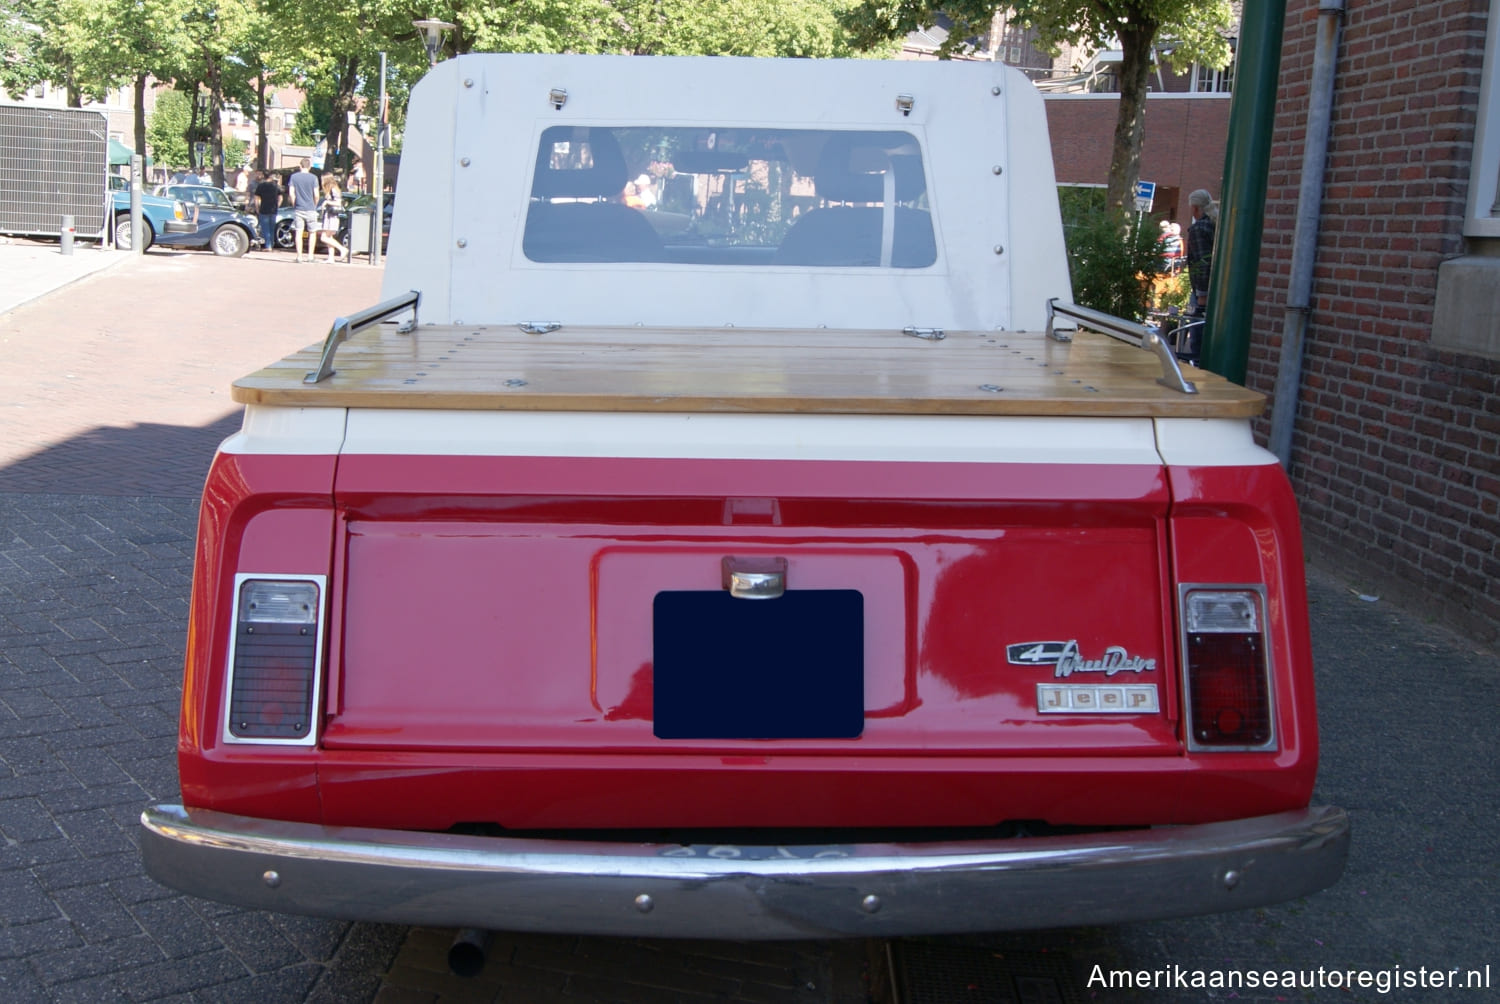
[
  {"xmin": 1045, "ymin": 95, "xmax": 1231, "ymax": 225},
  {"xmin": 1252, "ymin": 0, "xmax": 1500, "ymax": 642}
]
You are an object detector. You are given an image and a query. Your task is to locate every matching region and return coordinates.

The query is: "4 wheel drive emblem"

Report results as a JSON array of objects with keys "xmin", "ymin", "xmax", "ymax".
[{"xmin": 1007, "ymin": 640, "xmax": 1156, "ymax": 679}]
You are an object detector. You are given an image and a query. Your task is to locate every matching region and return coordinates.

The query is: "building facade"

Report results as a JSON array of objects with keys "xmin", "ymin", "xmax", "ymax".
[
  {"xmin": 1044, "ymin": 92, "xmax": 1231, "ymax": 228},
  {"xmin": 0, "ymin": 80, "xmax": 306, "ymax": 181},
  {"xmin": 1252, "ymin": 0, "xmax": 1500, "ymax": 642}
]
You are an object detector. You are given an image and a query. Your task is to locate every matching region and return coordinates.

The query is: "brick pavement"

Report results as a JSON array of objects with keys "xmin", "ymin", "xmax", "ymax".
[
  {"xmin": 2, "ymin": 250, "xmax": 1497, "ymax": 1003},
  {"xmin": 0, "ymin": 238, "xmax": 129, "ymax": 317},
  {"xmin": 0, "ymin": 246, "xmax": 382, "ymax": 497}
]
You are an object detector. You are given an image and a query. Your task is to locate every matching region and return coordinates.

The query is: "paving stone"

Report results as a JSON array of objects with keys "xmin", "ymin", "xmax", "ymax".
[
  {"xmin": 0, "ymin": 869, "xmax": 64, "ymax": 925},
  {"xmin": 186, "ymin": 964, "xmax": 324, "ymax": 1004},
  {"xmin": 53, "ymin": 808, "xmax": 137, "ymax": 859},
  {"xmin": 0, "ymin": 837, "xmax": 82, "ymax": 873},
  {"xmin": 29, "ymin": 932, "xmax": 163, "ymax": 986},
  {"xmin": 51, "ymin": 884, "xmax": 143, "ymax": 944},
  {"xmin": 38, "ymin": 782, "xmax": 150, "ymax": 817},
  {"xmin": 128, "ymin": 897, "xmax": 229, "ymax": 962},
  {"xmin": 107, "ymin": 949, "xmax": 248, "ymax": 1000},
  {"xmin": 0, "ymin": 917, "xmax": 81, "ymax": 961},
  {"xmin": 206, "ymin": 911, "xmax": 308, "ymax": 974},
  {"xmin": 0, "ymin": 797, "xmax": 65, "ymax": 842},
  {"xmin": 0, "ymin": 957, "xmax": 51, "ymax": 1004}
]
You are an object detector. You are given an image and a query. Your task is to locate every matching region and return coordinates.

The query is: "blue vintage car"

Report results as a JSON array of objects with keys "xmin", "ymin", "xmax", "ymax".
[{"xmin": 108, "ymin": 183, "xmax": 259, "ymax": 256}]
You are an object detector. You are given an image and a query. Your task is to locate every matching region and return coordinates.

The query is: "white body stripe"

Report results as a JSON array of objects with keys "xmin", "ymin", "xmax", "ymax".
[
  {"xmin": 1155, "ymin": 419, "xmax": 1279, "ymax": 468},
  {"xmin": 221, "ymin": 405, "xmax": 1272, "ymax": 469}
]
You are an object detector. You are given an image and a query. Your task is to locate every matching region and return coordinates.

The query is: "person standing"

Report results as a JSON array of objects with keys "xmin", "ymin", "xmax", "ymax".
[
  {"xmin": 252, "ymin": 170, "xmax": 282, "ymax": 252},
  {"xmin": 317, "ymin": 176, "xmax": 349, "ymax": 263},
  {"xmin": 1186, "ymin": 189, "xmax": 1218, "ymax": 316},
  {"xmin": 287, "ymin": 158, "xmax": 321, "ymax": 262}
]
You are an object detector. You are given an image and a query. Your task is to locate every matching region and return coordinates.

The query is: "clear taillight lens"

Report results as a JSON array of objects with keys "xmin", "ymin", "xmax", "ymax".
[
  {"xmin": 226, "ymin": 578, "xmax": 322, "ymax": 742},
  {"xmin": 1182, "ymin": 589, "xmax": 1274, "ymax": 750}
]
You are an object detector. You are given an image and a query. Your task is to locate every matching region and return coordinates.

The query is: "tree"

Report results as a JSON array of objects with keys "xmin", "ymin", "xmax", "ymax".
[
  {"xmin": 843, "ymin": 0, "xmax": 1232, "ymax": 214},
  {"xmin": 1059, "ymin": 187, "xmax": 1165, "ymax": 320},
  {"xmin": 1, "ymin": 2, "xmax": 49, "ymax": 97},
  {"xmin": 147, "ymin": 86, "xmax": 191, "ymax": 168}
]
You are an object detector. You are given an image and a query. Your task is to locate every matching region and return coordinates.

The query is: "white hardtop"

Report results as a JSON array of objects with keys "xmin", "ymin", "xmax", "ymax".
[{"xmin": 382, "ymin": 53, "xmax": 1071, "ymax": 333}]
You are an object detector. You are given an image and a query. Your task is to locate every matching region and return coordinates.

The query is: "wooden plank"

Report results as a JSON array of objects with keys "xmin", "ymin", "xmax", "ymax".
[{"xmin": 232, "ymin": 323, "xmax": 1264, "ymax": 419}]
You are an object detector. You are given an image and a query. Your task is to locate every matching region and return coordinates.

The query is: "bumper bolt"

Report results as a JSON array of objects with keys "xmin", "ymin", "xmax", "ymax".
[
  {"xmin": 262, "ymin": 870, "xmax": 281, "ymax": 889},
  {"xmin": 1223, "ymin": 870, "xmax": 1241, "ymax": 890},
  {"xmin": 860, "ymin": 894, "xmax": 882, "ymax": 914},
  {"xmin": 634, "ymin": 893, "xmax": 654, "ymax": 913}
]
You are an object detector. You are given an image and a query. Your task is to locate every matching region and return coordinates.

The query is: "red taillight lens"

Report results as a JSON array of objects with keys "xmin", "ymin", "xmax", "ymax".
[
  {"xmin": 1182, "ymin": 589, "xmax": 1274, "ymax": 750},
  {"xmin": 226, "ymin": 578, "xmax": 323, "ymax": 743}
]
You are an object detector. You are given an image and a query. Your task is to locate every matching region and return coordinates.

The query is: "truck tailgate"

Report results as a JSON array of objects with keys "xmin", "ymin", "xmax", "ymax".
[{"xmin": 321, "ymin": 410, "xmax": 1178, "ymax": 757}]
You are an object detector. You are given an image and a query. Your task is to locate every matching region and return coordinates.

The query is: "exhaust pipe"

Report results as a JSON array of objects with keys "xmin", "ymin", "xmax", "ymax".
[{"xmin": 448, "ymin": 928, "xmax": 492, "ymax": 978}]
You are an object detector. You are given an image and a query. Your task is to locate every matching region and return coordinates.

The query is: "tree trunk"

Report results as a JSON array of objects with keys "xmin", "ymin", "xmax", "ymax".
[
  {"xmin": 210, "ymin": 87, "xmax": 226, "ymax": 186},
  {"xmin": 1105, "ymin": 14, "xmax": 1159, "ymax": 215},
  {"xmin": 333, "ymin": 56, "xmax": 360, "ymax": 182},
  {"xmin": 206, "ymin": 59, "xmax": 226, "ymax": 187},
  {"xmin": 256, "ymin": 74, "xmax": 269, "ymax": 171}
]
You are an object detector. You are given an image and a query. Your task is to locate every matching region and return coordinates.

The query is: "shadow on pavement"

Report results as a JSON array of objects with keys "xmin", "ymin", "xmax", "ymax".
[{"xmin": 0, "ymin": 412, "xmax": 241, "ymax": 498}]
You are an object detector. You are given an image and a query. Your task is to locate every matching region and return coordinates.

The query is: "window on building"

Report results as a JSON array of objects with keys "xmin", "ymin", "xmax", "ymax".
[
  {"xmin": 1194, "ymin": 59, "xmax": 1235, "ymax": 93},
  {"xmin": 1465, "ymin": 0, "xmax": 1500, "ymax": 237}
]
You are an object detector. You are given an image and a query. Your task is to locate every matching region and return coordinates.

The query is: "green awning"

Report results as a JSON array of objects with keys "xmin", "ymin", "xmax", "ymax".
[{"xmin": 108, "ymin": 138, "xmax": 135, "ymax": 165}]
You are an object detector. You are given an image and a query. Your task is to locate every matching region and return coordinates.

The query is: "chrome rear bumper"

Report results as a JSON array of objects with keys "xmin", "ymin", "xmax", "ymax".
[{"xmin": 140, "ymin": 803, "xmax": 1347, "ymax": 939}]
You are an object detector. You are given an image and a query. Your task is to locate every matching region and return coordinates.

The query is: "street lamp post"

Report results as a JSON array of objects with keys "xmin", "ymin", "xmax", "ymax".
[
  {"xmin": 371, "ymin": 51, "xmax": 387, "ymax": 267},
  {"xmin": 413, "ymin": 18, "xmax": 456, "ymax": 67}
]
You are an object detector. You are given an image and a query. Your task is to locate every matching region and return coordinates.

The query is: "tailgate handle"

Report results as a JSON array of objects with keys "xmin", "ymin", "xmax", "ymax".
[{"xmin": 721, "ymin": 556, "xmax": 787, "ymax": 600}]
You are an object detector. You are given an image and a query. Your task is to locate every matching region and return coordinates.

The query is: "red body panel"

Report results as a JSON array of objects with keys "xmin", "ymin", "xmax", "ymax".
[
  {"xmin": 178, "ymin": 449, "xmax": 1319, "ymax": 832},
  {"xmin": 178, "ymin": 453, "xmax": 335, "ymax": 822}
]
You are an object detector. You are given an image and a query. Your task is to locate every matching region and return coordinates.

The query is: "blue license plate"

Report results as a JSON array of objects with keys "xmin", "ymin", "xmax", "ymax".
[{"xmin": 652, "ymin": 590, "xmax": 863, "ymax": 739}]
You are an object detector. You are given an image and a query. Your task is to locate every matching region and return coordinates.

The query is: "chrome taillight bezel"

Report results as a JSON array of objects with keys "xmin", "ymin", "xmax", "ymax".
[
  {"xmin": 221, "ymin": 573, "xmax": 327, "ymax": 747},
  {"xmin": 1178, "ymin": 583, "xmax": 1278, "ymax": 753}
]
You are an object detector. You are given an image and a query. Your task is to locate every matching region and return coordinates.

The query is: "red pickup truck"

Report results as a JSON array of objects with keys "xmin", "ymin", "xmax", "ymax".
[{"xmin": 141, "ymin": 53, "xmax": 1347, "ymax": 941}]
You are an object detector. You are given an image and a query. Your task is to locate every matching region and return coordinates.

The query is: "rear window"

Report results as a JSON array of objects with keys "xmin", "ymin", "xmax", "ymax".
[{"xmin": 522, "ymin": 126, "xmax": 936, "ymax": 268}]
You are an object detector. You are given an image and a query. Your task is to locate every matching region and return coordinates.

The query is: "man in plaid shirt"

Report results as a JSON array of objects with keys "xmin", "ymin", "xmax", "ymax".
[{"xmin": 1186, "ymin": 188, "xmax": 1218, "ymax": 316}]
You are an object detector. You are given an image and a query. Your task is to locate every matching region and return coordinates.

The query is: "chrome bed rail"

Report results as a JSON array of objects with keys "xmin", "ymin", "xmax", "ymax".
[
  {"xmin": 1045, "ymin": 298, "xmax": 1199, "ymax": 395},
  {"xmin": 304, "ymin": 289, "xmax": 421, "ymax": 384}
]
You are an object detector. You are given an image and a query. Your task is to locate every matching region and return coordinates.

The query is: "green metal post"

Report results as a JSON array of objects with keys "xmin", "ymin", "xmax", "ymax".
[{"xmin": 1200, "ymin": 1, "xmax": 1288, "ymax": 384}]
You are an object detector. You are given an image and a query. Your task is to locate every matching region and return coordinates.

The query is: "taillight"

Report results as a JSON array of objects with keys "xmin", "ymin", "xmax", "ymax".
[
  {"xmin": 1180, "ymin": 587, "xmax": 1275, "ymax": 751},
  {"xmin": 223, "ymin": 576, "xmax": 325, "ymax": 745}
]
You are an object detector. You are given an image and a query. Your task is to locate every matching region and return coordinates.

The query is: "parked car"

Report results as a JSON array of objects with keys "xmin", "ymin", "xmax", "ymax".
[
  {"xmin": 107, "ymin": 190, "xmax": 199, "ymax": 252},
  {"xmin": 273, "ymin": 192, "xmax": 392, "ymax": 253},
  {"xmin": 148, "ymin": 184, "xmax": 262, "ymax": 256}
]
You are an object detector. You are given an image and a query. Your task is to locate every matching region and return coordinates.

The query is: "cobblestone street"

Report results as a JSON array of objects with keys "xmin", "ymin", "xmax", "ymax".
[{"xmin": 0, "ymin": 245, "xmax": 1496, "ymax": 1002}]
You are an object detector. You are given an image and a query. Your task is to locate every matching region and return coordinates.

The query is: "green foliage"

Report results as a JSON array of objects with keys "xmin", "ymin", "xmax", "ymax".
[
  {"xmin": 1, "ymin": 2, "xmax": 49, "ymax": 97},
  {"xmin": 147, "ymin": 88, "xmax": 191, "ymax": 169},
  {"xmin": 844, "ymin": 0, "xmax": 1231, "ymax": 64},
  {"xmin": 1156, "ymin": 269, "xmax": 1189, "ymax": 310},
  {"xmin": 843, "ymin": 0, "xmax": 1233, "ymax": 213},
  {"xmin": 1060, "ymin": 193, "xmax": 1165, "ymax": 322},
  {"xmin": 223, "ymin": 135, "xmax": 248, "ymax": 168}
]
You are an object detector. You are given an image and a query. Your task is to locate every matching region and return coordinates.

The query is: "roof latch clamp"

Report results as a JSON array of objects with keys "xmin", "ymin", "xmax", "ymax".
[{"xmin": 903, "ymin": 326, "xmax": 945, "ymax": 341}]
